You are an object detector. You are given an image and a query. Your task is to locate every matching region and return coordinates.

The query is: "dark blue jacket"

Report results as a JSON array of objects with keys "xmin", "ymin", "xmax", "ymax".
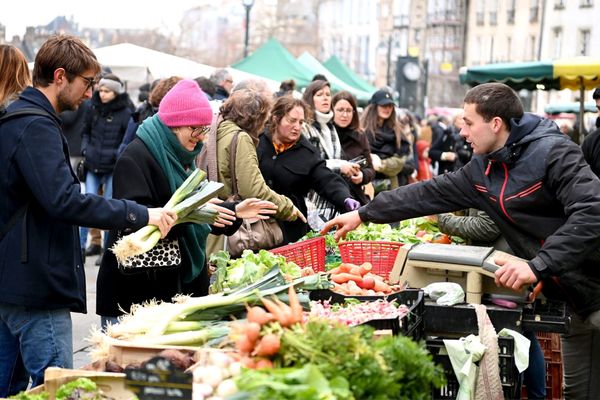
[
  {"xmin": 81, "ymin": 91, "xmax": 132, "ymax": 174},
  {"xmin": 360, "ymin": 113, "xmax": 600, "ymax": 318},
  {"xmin": 0, "ymin": 87, "xmax": 148, "ymax": 313}
]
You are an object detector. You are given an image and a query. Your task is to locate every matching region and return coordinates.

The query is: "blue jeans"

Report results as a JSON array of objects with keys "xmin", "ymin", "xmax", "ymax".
[
  {"xmin": 0, "ymin": 303, "xmax": 72, "ymax": 397},
  {"xmin": 80, "ymin": 170, "xmax": 113, "ymax": 249},
  {"xmin": 522, "ymin": 330, "xmax": 546, "ymax": 399}
]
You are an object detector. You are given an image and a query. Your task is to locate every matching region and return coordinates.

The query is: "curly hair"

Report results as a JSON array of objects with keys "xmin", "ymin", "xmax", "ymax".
[
  {"xmin": 220, "ymin": 88, "xmax": 272, "ymax": 145},
  {"xmin": 149, "ymin": 76, "xmax": 183, "ymax": 107}
]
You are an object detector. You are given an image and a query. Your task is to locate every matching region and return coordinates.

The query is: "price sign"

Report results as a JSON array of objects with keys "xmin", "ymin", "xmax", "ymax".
[{"xmin": 125, "ymin": 356, "xmax": 192, "ymax": 400}]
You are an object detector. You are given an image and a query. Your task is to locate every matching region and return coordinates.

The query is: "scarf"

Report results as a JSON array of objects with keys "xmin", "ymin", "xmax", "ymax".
[{"xmin": 137, "ymin": 114, "xmax": 211, "ymax": 283}]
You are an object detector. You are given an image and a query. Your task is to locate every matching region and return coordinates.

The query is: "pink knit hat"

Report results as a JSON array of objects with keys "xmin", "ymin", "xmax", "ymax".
[{"xmin": 158, "ymin": 79, "xmax": 212, "ymax": 127}]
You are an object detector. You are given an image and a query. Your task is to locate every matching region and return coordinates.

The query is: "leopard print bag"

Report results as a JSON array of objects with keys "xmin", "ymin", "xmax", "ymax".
[{"xmin": 118, "ymin": 238, "xmax": 182, "ymax": 273}]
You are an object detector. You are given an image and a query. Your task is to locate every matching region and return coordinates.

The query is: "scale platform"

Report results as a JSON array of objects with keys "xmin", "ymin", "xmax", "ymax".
[{"xmin": 389, "ymin": 243, "xmax": 527, "ymax": 304}]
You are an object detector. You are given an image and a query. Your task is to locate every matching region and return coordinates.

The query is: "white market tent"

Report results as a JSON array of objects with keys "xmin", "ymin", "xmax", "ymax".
[{"xmin": 92, "ymin": 43, "xmax": 279, "ymax": 91}]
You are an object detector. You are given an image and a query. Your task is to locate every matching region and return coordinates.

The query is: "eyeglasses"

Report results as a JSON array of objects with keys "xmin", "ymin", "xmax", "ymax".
[
  {"xmin": 190, "ymin": 126, "xmax": 211, "ymax": 138},
  {"xmin": 334, "ymin": 108, "xmax": 354, "ymax": 115},
  {"xmin": 77, "ymin": 74, "xmax": 99, "ymax": 90}
]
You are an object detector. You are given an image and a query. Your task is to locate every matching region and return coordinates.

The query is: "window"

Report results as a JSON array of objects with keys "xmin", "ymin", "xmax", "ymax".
[
  {"xmin": 579, "ymin": 29, "xmax": 590, "ymax": 56},
  {"xmin": 529, "ymin": 35, "xmax": 537, "ymax": 60},
  {"xmin": 506, "ymin": 36, "xmax": 512, "ymax": 61},
  {"xmin": 489, "ymin": 0, "xmax": 498, "ymax": 25},
  {"xmin": 476, "ymin": 0, "xmax": 485, "ymax": 25},
  {"xmin": 530, "ymin": 0, "xmax": 539, "ymax": 22},
  {"xmin": 553, "ymin": 28, "xmax": 562, "ymax": 59},
  {"xmin": 554, "ymin": 0, "xmax": 565, "ymax": 9},
  {"xmin": 580, "ymin": 0, "xmax": 593, "ymax": 7},
  {"xmin": 507, "ymin": 0, "xmax": 516, "ymax": 24}
]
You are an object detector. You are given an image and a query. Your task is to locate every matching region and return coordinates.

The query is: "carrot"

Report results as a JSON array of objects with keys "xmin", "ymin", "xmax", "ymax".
[
  {"xmin": 246, "ymin": 305, "xmax": 275, "ymax": 325},
  {"xmin": 358, "ymin": 275, "xmax": 376, "ymax": 290},
  {"xmin": 373, "ymin": 279, "xmax": 392, "ymax": 293},
  {"xmin": 261, "ymin": 297, "xmax": 288, "ymax": 326},
  {"xmin": 338, "ymin": 263, "xmax": 354, "ymax": 273},
  {"xmin": 273, "ymin": 297, "xmax": 294, "ymax": 327},
  {"xmin": 328, "ymin": 266, "xmax": 341, "ymax": 275},
  {"xmin": 245, "ymin": 322, "xmax": 261, "ymax": 344},
  {"xmin": 359, "ymin": 262, "xmax": 373, "ymax": 275},
  {"xmin": 254, "ymin": 358, "xmax": 274, "ymax": 369},
  {"xmin": 235, "ymin": 335, "xmax": 254, "ymax": 354},
  {"xmin": 349, "ymin": 266, "xmax": 363, "ymax": 276},
  {"xmin": 331, "ymin": 272, "xmax": 363, "ymax": 285},
  {"xmin": 253, "ymin": 334, "xmax": 281, "ymax": 357},
  {"xmin": 287, "ymin": 285, "xmax": 303, "ymax": 324},
  {"xmin": 346, "ymin": 280, "xmax": 363, "ymax": 295},
  {"xmin": 332, "ymin": 283, "xmax": 350, "ymax": 295}
]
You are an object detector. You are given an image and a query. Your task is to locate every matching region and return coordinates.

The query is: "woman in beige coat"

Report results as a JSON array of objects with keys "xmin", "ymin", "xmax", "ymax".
[{"xmin": 199, "ymin": 87, "xmax": 305, "ymax": 256}]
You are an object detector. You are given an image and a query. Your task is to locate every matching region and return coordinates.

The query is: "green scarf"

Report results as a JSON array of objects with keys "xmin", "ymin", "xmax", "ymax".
[{"xmin": 137, "ymin": 114, "xmax": 211, "ymax": 283}]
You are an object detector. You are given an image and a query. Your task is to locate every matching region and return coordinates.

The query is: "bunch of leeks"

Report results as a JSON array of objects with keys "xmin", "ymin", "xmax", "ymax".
[{"xmin": 111, "ymin": 169, "xmax": 224, "ymax": 264}]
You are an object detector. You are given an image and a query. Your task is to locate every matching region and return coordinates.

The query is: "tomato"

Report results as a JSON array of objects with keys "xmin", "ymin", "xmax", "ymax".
[
  {"xmin": 431, "ymin": 233, "xmax": 452, "ymax": 244},
  {"xmin": 415, "ymin": 229, "xmax": 428, "ymax": 238}
]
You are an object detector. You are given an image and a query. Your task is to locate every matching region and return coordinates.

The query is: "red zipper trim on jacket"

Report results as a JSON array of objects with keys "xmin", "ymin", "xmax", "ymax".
[
  {"xmin": 474, "ymin": 184, "xmax": 488, "ymax": 192},
  {"xmin": 505, "ymin": 181, "xmax": 542, "ymax": 201},
  {"xmin": 499, "ymin": 162, "xmax": 517, "ymax": 224}
]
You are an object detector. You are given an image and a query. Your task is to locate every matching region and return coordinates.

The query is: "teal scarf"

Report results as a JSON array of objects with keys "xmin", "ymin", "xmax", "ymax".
[{"xmin": 137, "ymin": 114, "xmax": 211, "ymax": 283}]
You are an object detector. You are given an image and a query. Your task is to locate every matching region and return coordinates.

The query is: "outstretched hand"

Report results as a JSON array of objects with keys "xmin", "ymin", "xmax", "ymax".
[
  {"xmin": 320, "ymin": 210, "xmax": 362, "ymax": 241},
  {"xmin": 147, "ymin": 208, "xmax": 178, "ymax": 238},
  {"xmin": 205, "ymin": 198, "xmax": 236, "ymax": 228},
  {"xmin": 235, "ymin": 198, "xmax": 278, "ymax": 219}
]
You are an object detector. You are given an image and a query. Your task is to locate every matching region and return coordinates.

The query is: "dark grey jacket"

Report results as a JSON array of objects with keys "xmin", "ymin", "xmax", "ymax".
[{"xmin": 359, "ymin": 113, "xmax": 600, "ymax": 318}]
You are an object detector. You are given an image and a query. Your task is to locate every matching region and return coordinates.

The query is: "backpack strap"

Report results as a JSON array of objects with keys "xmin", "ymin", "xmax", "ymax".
[{"xmin": 0, "ymin": 108, "xmax": 53, "ymax": 122}]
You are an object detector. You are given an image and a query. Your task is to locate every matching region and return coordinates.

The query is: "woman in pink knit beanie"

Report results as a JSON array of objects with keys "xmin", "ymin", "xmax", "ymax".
[{"xmin": 96, "ymin": 79, "xmax": 276, "ymax": 329}]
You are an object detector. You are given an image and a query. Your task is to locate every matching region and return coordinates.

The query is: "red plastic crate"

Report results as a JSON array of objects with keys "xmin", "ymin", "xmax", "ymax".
[
  {"xmin": 338, "ymin": 241, "xmax": 403, "ymax": 279},
  {"xmin": 269, "ymin": 236, "xmax": 325, "ymax": 272},
  {"xmin": 521, "ymin": 332, "xmax": 563, "ymax": 400}
]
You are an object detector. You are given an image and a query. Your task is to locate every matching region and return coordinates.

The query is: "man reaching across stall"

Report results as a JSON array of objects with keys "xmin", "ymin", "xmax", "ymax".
[{"xmin": 322, "ymin": 82, "xmax": 600, "ymax": 400}]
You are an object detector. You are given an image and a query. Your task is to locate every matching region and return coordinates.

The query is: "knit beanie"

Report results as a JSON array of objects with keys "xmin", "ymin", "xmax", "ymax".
[
  {"xmin": 98, "ymin": 76, "xmax": 124, "ymax": 94},
  {"xmin": 158, "ymin": 79, "xmax": 212, "ymax": 127}
]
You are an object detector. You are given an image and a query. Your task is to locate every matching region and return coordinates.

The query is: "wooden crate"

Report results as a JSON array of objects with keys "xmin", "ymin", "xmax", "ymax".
[
  {"xmin": 41, "ymin": 367, "xmax": 135, "ymax": 400},
  {"xmin": 106, "ymin": 336, "xmax": 199, "ymax": 366}
]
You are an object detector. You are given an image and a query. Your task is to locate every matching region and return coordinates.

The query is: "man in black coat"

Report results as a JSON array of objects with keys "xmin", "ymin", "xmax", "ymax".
[
  {"xmin": 323, "ymin": 83, "xmax": 600, "ymax": 400},
  {"xmin": 0, "ymin": 35, "xmax": 176, "ymax": 397},
  {"xmin": 581, "ymin": 87, "xmax": 600, "ymax": 177}
]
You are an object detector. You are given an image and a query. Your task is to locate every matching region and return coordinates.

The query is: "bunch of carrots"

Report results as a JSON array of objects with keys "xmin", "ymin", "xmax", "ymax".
[
  {"xmin": 232, "ymin": 285, "xmax": 303, "ymax": 369},
  {"xmin": 328, "ymin": 262, "xmax": 402, "ymax": 296}
]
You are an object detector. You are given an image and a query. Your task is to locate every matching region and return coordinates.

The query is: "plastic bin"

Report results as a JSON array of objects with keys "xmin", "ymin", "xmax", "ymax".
[
  {"xmin": 338, "ymin": 240, "xmax": 403, "ymax": 279},
  {"xmin": 309, "ymin": 288, "xmax": 424, "ymax": 341},
  {"xmin": 427, "ymin": 336, "xmax": 519, "ymax": 399},
  {"xmin": 270, "ymin": 236, "xmax": 326, "ymax": 272},
  {"xmin": 521, "ymin": 332, "xmax": 563, "ymax": 400}
]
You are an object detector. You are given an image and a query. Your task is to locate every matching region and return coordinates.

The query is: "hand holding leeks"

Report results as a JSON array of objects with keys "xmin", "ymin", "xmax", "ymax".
[
  {"xmin": 111, "ymin": 169, "xmax": 224, "ymax": 264},
  {"xmin": 147, "ymin": 207, "xmax": 178, "ymax": 238}
]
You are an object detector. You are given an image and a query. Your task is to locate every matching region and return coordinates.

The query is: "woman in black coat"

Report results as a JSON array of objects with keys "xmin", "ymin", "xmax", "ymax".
[
  {"xmin": 97, "ymin": 80, "xmax": 272, "ymax": 328},
  {"xmin": 331, "ymin": 91, "xmax": 375, "ymax": 205},
  {"xmin": 257, "ymin": 96, "xmax": 358, "ymax": 243},
  {"xmin": 79, "ymin": 74, "xmax": 133, "ymax": 251}
]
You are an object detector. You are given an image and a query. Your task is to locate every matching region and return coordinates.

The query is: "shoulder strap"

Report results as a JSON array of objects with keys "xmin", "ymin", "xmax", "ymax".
[
  {"xmin": 229, "ymin": 130, "xmax": 242, "ymax": 199},
  {"xmin": 0, "ymin": 108, "xmax": 53, "ymax": 123}
]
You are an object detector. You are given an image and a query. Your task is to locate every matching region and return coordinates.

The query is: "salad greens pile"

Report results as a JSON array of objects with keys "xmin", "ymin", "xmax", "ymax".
[
  {"xmin": 234, "ymin": 320, "xmax": 445, "ymax": 400},
  {"xmin": 209, "ymin": 249, "xmax": 302, "ymax": 294},
  {"xmin": 10, "ymin": 377, "xmax": 106, "ymax": 400}
]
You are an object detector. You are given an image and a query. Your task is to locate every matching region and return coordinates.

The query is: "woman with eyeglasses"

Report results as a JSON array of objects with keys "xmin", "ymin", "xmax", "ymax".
[
  {"xmin": 257, "ymin": 96, "xmax": 358, "ymax": 243},
  {"xmin": 332, "ymin": 91, "xmax": 375, "ymax": 205},
  {"xmin": 79, "ymin": 74, "xmax": 134, "ymax": 259},
  {"xmin": 200, "ymin": 85, "xmax": 305, "ymax": 256},
  {"xmin": 96, "ymin": 80, "xmax": 270, "ymax": 328}
]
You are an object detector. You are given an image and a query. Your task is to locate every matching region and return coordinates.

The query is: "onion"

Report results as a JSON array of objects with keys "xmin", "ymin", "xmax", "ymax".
[{"xmin": 216, "ymin": 379, "xmax": 238, "ymax": 397}]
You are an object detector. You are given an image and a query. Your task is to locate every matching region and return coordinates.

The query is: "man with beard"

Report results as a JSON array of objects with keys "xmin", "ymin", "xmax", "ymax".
[{"xmin": 0, "ymin": 35, "xmax": 177, "ymax": 396}]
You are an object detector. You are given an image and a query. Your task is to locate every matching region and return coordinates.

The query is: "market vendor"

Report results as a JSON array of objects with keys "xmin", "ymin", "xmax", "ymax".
[{"xmin": 323, "ymin": 82, "xmax": 600, "ymax": 400}]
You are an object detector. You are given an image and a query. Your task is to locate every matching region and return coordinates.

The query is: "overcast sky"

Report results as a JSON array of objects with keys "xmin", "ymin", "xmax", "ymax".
[{"xmin": 1, "ymin": 0, "xmax": 202, "ymax": 39}]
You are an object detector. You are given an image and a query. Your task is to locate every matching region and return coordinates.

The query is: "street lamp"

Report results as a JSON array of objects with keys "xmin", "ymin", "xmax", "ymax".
[{"xmin": 242, "ymin": 0, "xmax": 255, "ymax": 58}]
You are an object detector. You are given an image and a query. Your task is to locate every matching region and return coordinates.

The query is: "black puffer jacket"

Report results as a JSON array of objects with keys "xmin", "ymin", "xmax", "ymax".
[
  {"xmin": 359, "ymin": 113, "xmax": 600, "ymax": 318},
  {"xmin": 81, "ymin": 91, "xmax": 133, "ymax": 174},
  {"xmin": 257, "ymin": 132, "xmax": 351, "ymax": 243}
]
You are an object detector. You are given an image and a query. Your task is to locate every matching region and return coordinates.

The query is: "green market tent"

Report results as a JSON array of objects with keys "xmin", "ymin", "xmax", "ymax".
[
  {"xmin": 323, "ymin": 55, "xmax": 378, "ymax": 94},
  {"xmin": 232, "ymin": 38, "xmax": 313, "ymax": 89},
  {"xmin": 459, "ymin": 57, "xmax": 600, "ymax": 138},
  {"xmin": 544, "ymin": 102, "xmax": 597, "ymax": 115},
  {"xmin": 297, "ymin": 52, "xmax": 372, "ymax": 103}
]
